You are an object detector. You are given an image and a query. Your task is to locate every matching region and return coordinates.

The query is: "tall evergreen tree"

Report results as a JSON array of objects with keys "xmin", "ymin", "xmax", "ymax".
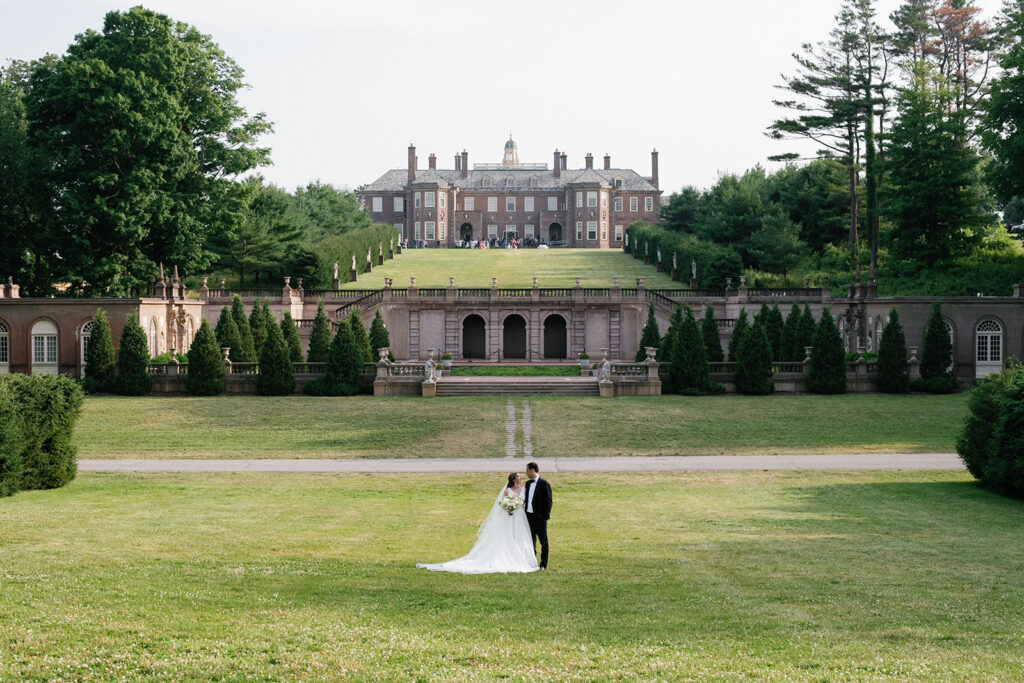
[
  {"xmin": 701, "ymin": 305, "xmax": 724, "ymax": 363},
  {"xmin": 636, "ymin": 303, "xmax": 662, "ymax": 362},
  {"xmin": 659, "ymin": 306, "xmax": 685, "ymax": 393},
  {"xmin": 920, "ymin": 302, "xmax": 953, "ymax": 381},
  {"xmin": 231, "ymin": 295, "xmax": 257, "ymax": 362},
  {"xmin": 734, "ymin": 322, "xmax": 774, "ymax": 395},
  {"xmin": 307, "ymin": 301, "xmax": 332, "ymax": 363},
  {"xmin": 798, "ymin": 305, "xmax": 817, "ymax": 360},
  {"xmin": 307, "ymin": 318, "xmax": 361, "ymax": 396},
  {"xmin": 727, "ymin": 308, "xmax": 750, "ymax": 362},
  {"xmin": 349, "ymin": 310, "xmax": 373, "ymax": 365},
  {"xmin": 249, "ymin": 300, "xmax": 270, "ymax": 353},
  {"xmin": 256, "ymin": 318, "xmax": 295, "ymax": 395},
  {"xmin": 369, "ymin": 309, "xmax": 392, "ymax": 362},
  {"xmin": 808, "ymin": 308, "xmax": 847, "ymax": 394},
  {"xmin": 781, "ymin": 304, "xmax": 803, "ymax": 362},
  {"xmin": 672, "ymin": 306, "xmax": 711, "ymax": 394},
  {"xmin": 185, "ymin": 318, "xmax": 225, "ymax": 396},
  {"xmin": 876, "ymin": 307, "xmax": 910, "ymax": 393},
  {"xmin": 281, "ymin": 311, "xmax": 304, "ymax": 363},
  {"xmin": 984, "ymin": 2, "xmax": 1024, "ymax": 201},
  {"xmin": 766, "ymin": 304, "xmax": 785, "ymax": 362},
  {"xmin": 116, "ymin": 313, "xmax": 154, "ymax": 395},
  {"xmin": 214, "ymin": 306, "xmax": 243, "ymax": 362},
  {"xmin": 83, "ymin": 308, "xmax": 115, "ymax": 392}
]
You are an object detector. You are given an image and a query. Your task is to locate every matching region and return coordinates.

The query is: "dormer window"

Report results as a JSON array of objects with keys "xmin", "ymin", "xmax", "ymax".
[
  {"xmin": 505, "ymin": 176, "xmax": 516, "ymax": 188},
  {"xmin": 482, "ymin": 177, "xmax": 493, "ymax": 188},
  {"xmin": 529, "ymin": 176, "xmax": 539, "ymax": 188},
  {"xmin": 614, "ymin": 178, "xmax": 623, "ymax": 188}
]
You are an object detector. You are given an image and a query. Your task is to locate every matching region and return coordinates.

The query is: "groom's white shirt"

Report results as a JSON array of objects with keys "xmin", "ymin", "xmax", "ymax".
[{"xmin": 526, "ymin": 476, "xmax": 540, "ymax": 513}]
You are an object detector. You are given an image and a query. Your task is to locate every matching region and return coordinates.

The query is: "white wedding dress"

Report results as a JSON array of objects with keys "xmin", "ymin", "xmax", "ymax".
[{"xmin": 417, "ymin": 486, "xmax": 539, "ymax": 574}]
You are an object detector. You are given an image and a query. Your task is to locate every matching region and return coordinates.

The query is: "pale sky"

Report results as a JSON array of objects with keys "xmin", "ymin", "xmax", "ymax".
[{"xmin": 0, "ymin": 0, "xmax": 1005, "ymax": 195}]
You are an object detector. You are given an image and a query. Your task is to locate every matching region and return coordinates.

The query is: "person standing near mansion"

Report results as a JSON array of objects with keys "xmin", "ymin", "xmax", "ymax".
[{"xmin": 524, "ymin": 462, "xmax": 552, "ymax": 570}]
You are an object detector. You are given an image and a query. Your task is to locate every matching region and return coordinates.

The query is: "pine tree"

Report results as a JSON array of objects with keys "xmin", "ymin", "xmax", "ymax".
[
  {"xmin": 701, "ymin": 305, "xmax": 724, "ymax": 363},
  {"xmin": 781, "ymin": 305, "xmax": 802, "ymax": 362},
  {"xmin": 735, "ymin": 322, "xmax": 774, "ymax": 395},
  {"xmin": 214, "ymin": 306, "xmax": 243, "ymax": 362},
  {"xmin": 249, "ymin": 300, "xmax": 270, "ymax": 354},
  {"xmin": 307, "ymin": 301, "xmax": 332, "ymax": 363},
  {"xmin": 256, "ymin": 318, "xmax": 295, "ymax": 395},
  {"xmin": 281, "ymin": 311, "xmax": 304, "ymax": 362},
  {"xmin": 349, "ymin": 310, "xmax": 373, "ymax": 364},
  {"xmin": 307, "ymin": 318, "xmax": 360, "ymax": 396},
  {"xmin": 876, "ymin": 307, "xmax": 909, "ymax": 393},
  {"xmin": 797, "ymin": 305, "xmax": 817, "ymax": 360},
  {"xmin": 231, "ymin": 295, "xmax": 257, "ymax": 362},
  {"xmin": 766, "ymin": 304, "xmax": 785, "ymax": 362},
  {"xmin": 727, "ymin": 308, "xmax": 749, "ymax": 362},
  {"xmin": 808, "ymin": 308, "xmax": 847, "ymax": 394},
  {"xmin": 636, "ymin": 303, "xmax": 661, "ymax": 362},
  {"xmin": 369, "ymin": 309, "xmax": 393, "ymax": 362},
  {"xmin": 918, "ymin": 302, "xmax": 955, "ymax": 393},
  {"xmin": 83, "ymin": 308, "xmax": 115, "ymax": 392},
  {"xmin": 185, "ymin": 318, "xmax": 225, "ymax": 396},
  {"xmin": 673, "ymin": 306, "xmax": 711, "ymax": 394},
  {"xmin": 659, "ymin": 306, "xmax": 684, "ymax": 393},
  {"xmin": 116, "ymin": 313, "xmax": 154, "ymax": 395}
]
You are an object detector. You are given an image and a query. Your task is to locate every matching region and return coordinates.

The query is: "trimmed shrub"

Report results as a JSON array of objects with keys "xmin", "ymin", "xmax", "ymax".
[
  {"xmin": 349, "ymin": 310, "xmax": 373, "ymax": 364},
  {"xmin": 920, "ymin": 302, "xmax": 953, "ymax": 381},
  {"xmin": 698, "ymin": 305, "xmax": 723, "ymax": 364},
  {"xmin": 281, "ymin": 311, "xmax": 304, "ymax": 362},
  {"xmin": 186, "ymin": 318, "xmax": 225, "ymax": 396},
  {"xmin": 625, "ymin": 222, "xmax": 743, "ymax": 288},
  {"xmin": 231, "ymin": 295, "xmax": 257, "ymax": 362},
  {"xmin": 658, "ymin": 306, "xmax": 684, "ymax": 393},
  {"xmin": 956, "ymin": 360, "xmax": 1024, "ymax": 499},
  {"xmin": 766, "ymin": 304, "xmax": 784, "ymax": 362},
  {"xmin": 307, "ymin": 301, "xmax": 332, "ymax": 363},
  {"xmin": 727, "ymin": 308, "xmax": 749, "ymax": 362},
  {"xmin": 0, "ymin": 383, "xmax": 23, "ymax": 497},
  {"xmin": 369, "ymin": 309, "xmax": 393, "ymax": 362},
  {"xmin": 1, "ymin": 373, "xmax": 83, "ymax": 491},
  {"xmin": 735, "ymin": 323, "xmax": 774, "ymax": 395},
  {"xmin": 797, "ymin": 305, "xmax": 817, "ymax": 360},
  {"xmin": 116, "ymin": 313, "xmax": 154, "ymax": 396},
  {"xmin": 780, "ymin": 304, "xmax": 803, "ymax": 362},
  {"xmin": 83, "ymin": 308, "xmax": 115, "ymax": 393},
  {"xmin": 808, "ymin": 308, "xmax": 847, "ymax": 394},
  {"xmin": 311, "ymin": 223, "xmax": 400, "ymax": 287},
  {"xmin": 215, "ymin": 306, "xmax": 243, "ymax": 361},
  {"xmin": 257, "ymin": 317, "xmax": 296, "ymax": 396},
  {"xmin": 305, "ymin": 317, "xmax": 360, "ymax": 396},
  {"xmin": 876, "ymin": 308, "xmax": 910, "ymax": 393},
  {"xmin": 636, "ymin": 303, "xmax": 661, "ymax": 362},
  {"xmin": 672, "ymin": 306, "xmax": 711, "ymax": 394}
]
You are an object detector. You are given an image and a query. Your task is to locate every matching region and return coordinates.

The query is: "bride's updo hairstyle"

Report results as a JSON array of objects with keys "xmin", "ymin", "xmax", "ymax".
[{"xmin": 507, "ymin": 472, "xmax": 518, "ymax": 488}]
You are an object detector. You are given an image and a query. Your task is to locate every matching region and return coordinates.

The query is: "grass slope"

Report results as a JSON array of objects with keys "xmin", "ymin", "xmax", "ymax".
[
  {"xmin": 75, "ymin": 394, "xmax": 968, "ymax": 459},
  {"xmin": 341, "ymin": 248, "xmax": 678, "ymax": 288},
  {"xmin": 1, "ymin": 471, "xmax": 1022, "ymax": 680}
]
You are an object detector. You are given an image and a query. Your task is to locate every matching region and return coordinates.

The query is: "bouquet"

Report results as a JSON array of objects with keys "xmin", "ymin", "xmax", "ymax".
[{"xmin": 499, "ymin": 495, "xmax": 523, "ymax": 515}]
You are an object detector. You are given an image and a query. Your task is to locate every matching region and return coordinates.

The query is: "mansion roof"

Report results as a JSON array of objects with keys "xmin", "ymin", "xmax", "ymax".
[{"xmin": 362, "ymin": 167, "xmax": 660, "ymax": 193}]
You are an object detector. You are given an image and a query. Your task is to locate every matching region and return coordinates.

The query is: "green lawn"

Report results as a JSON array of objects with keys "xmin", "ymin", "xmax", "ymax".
[
  {"xmin": 75, "ymin": 394, "xmax": 968, "ymax": 459},
  {"xmin": 342, "ymin": 248, "xmax": 679, "ymax": 288},
  {"xmin": 2, "ymin": 471, "xmax": 1022, "ymax": 680}
]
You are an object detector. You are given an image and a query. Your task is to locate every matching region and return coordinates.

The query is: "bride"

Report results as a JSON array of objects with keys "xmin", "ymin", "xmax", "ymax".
[{"xmin": 417, "ymin": 472, "xmax": 539, "ymax": 574}]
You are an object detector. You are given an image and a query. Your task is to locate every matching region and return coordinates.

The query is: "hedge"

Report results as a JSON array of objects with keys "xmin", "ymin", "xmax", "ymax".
[
  {"xmin": 314, "ymin": 223, "xmax": 401, "ymax": 286},
  {"xmin": 625, "ymin": 222, "xmax": 742, "ymax": 289},
  {"xmin": 957, "ymin": 360, "xmax": 1024, "ymax": 499}
]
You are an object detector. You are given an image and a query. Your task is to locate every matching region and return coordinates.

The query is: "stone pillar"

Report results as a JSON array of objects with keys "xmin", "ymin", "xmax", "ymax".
[
  {"xmin": 1014, "ymin": 283, "xmax": 1022, "ymax": 298},
  {"xmin": 199, "ymin": 277, "xmax": 209, "ymax": 300}
]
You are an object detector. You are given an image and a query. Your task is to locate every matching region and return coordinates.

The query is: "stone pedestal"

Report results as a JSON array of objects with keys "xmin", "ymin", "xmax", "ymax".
[
  {"xmin": 378, "ymin": 254, "xmax": 384, "ymax": 266},
  {"xmin": 599, "ymin": 380, "xmax": 614, "ymax": 398},
  {"xmin": 421, "ymin": 380, "xmax": 437, "ymax": 398},
  {"xmin": 690, "ymin": 277, "xmax": 698, "ymax": 289},
  {"xmin": 670, "ymin": 268, "xmax": 679, "ymax": 281},
  {"xmin": 655, "ymin": 261, "xmax": 664, "ymax": 272},
  {"xmin": 350, "ymin": 268, "xmax": 358, "ymax": 282}
]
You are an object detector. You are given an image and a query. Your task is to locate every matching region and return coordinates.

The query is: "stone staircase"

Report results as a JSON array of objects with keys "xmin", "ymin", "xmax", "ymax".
[{"xmin": 434, "ymin": 376, "xmax": 600, "ymax": 396}]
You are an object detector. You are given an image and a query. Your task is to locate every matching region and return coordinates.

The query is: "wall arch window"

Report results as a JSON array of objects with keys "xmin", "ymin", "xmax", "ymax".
[
  {"xmin": 31, "ymin": 319, "xmax": 58, "ymax": 375},
  {"xmin": 976, "ymin": 319, "xmax": 1003, "ymax": 378},
  {"xmin": 0, "ymin": 320, "xmax": 8, "ymax": 373},
  {"xmin": 149, "ymin": 318, "xmax": 159, "ymax": 357},
  {"xmin": 80, "ymin": 320, "xmax": 95, "ymax": 371}
]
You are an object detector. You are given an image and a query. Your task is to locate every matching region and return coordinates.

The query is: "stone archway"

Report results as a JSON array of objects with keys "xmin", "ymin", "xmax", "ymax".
[
  {"xmin": 543, "ymin": 314, "xmax": 567, "ymax": 359},
  {"xmin": 460, "ymin": 223, "xmax": 473, "ymax": 242},
  {"xmin": 548, "ymin": 222, "xmax": 562, "ymax": 243},
  {"xmin": 503, "ymin": 314, "xmax": 526, "ymax": 359},
  {"xmin": 462, "ymin": 314, "xmax": 486, "ymax": 359}
]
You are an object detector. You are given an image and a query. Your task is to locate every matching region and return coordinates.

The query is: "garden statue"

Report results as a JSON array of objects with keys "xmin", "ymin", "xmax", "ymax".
[
  {"xmin": 691, "ymin": 259, "xmax": 697, "ymax": 279},
  {"xmin": 333, "ymin": 261, "xmax": 339, "ymax": 280},
  {"xmin": 644, "ymin": 241, "xmax": 649, "ymax": 257},
  {"xmin": 366, "ymin": 247, "xmax": 372, "ymax": 264},
  {"xmin": 673, "ymin": 252, "xmax": 678, "ymax": 270},
  {"xmin": 599, "ymin": 358, "xmax": 611, "ymax": 381},
  {"xmin": 351, "ymin": 254, "xmax": 356, "ymax": 271},
  {"xmin": 656, "ymin": 247, "xmax": 662, "ymax": 263},
  {"xmin": 624, "ymin": 233, "xmax": 629, "ymax": 248}
]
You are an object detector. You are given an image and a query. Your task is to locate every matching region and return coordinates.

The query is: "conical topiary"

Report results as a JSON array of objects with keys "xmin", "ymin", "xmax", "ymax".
[
  {"xmin": 807, "ymin": 308, "xmax": 847, "ymax": 394},
  {"xmin": 701, "ymin": 304, "xmax": 724, "ymax": 364},
  {"xmin": 766, "ymin": 304, "xmax": 785, "ymax": 362},
  {"xmin": 876, "ymin": 308, "xmax": 909, "ymax": 393},
  {"xmin": 116, "ymin": 313, "xmax": 154, "ymax": 396},
  {"xmin": 636, "ymin": 303, "xmax": 661, "ymax": 362},
  {"xmin": 185, "ymin": 318, "xmax": 225, "ymax": 396},
  {"xmin": 349, "ymin": 310, "xmax": 373, "ymax": 364},
  {"xmin": 215, "ymin": 306, "xmax": 243, "ymax": 362},
  {"xmin": 83, "ymin": 308, "xmax": 115, "ymax": 392},
  {"xmin": 306, "ymin": 317, "xmax": 360, "ymax": 396},
  {"xmin": 257, "ymin": 318, "xmax": 295, "ymax": 395},
  {"xmin": 250, "ymin": 300, "xmax": 270, "ymax": 354},
  {"xmin": 797, "ymin": 305, "xmax": 817, "ymax": 361},
  {"xmin": 369, "ymin": 309, "xmax": 393, "ymax": 362},
  {"xmin": 659, "ymin": 306, "xmax": 684, "ymax": 393},
  {"xmin": 231, "ymin": 295, "xmax": 257, "ymax": 362},
  {"xmin": 672, "ymin": 306, "xmax": 711, "ymax": 394},
  {"xmin": 735, "ymin": 322, "xmax": 774, "ymax": 395},
  {"xmin": 727, "ymin": 308, "xmax": 749, "ymax": 362},
  {"xmin": 281, "ymin": 311, "xmax": 304, "ymax": 363},
  {"xmin": 307, "ymin": 301, "xmax": 332, "ymax": 363},
  {"xmin": 920, "ymin": 302, "xmax": 953, "ymax": 381},
  {"xmin": 781, "ymin": 304, "xmax": 802, "ymax": 362}
]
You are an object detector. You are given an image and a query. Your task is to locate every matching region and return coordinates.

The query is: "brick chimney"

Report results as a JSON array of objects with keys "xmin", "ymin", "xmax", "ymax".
[
  {"xmin": 585, "ymin": 153, "xmax": 594, "ymax": 170},
  {"xmin": 461, "ymin": 149, "xmax": 469, "ymax": 178},
  {"xmin": 651, "ymin": 148, "xmax": 659, "ymax": 190},
  {"xmin": 561, "ymin": 152, "xmax": 567, "ymax": 170},
  {"xmin": 604, "ymin": 154, "xmax": 611, "ymax": 170},
  {"xmin": 428, "ymin": 153, "xmax": 436, "ymax": 170},
  {"xmin": 454, "ymin": 154, "xmax": 461, "ymax": 172},
  {"xmin": 553, "ymin": 149, "xmax": 561, "ymax": 178},
  {"xmin": 408, "ymin": 143, "xmax": 417, "ymax": 182}
]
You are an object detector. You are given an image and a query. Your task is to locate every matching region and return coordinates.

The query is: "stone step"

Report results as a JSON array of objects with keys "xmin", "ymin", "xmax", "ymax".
[{"xmin": 434, "ymin": 376, "xmax": 600, "ymax": 397}]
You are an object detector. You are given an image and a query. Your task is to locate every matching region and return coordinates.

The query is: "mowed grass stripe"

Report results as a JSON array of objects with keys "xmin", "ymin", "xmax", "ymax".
[
  {"xmin": 1, "ymin": 471, "xmax": 1022, "ymax": 680},
  {"xmin": 75, "ymin": 394, "xmax": 968, "ymax": 459}
]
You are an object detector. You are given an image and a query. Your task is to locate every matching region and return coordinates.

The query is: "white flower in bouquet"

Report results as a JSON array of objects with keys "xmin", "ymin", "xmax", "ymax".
[{"xmin": 499, "ymin": 495, "xmax": 522, "ymax": 515}]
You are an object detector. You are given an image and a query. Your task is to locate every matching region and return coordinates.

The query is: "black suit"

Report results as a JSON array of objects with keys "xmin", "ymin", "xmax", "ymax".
[{"xmin": 524, "ymin": 477, "xmax": 552, "ymax": 568}]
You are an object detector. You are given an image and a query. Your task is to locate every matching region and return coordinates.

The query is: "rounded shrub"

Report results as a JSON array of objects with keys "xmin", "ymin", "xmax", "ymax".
[
  {"xmin": 116, "ymin": 313, "xmax": 154, "ymax": 396},
  {"xmin": 186, "ymin": 318, "xmax": 226, "ymax": 396},
  {"xmin": 2, "ymin": 373, "xmax": 83, "ymax": 491},
  {"xmin": 0, "ymin": 382, "xmax": 24, "ymax": 497},
  {"xmin": 957, "ymin": 360, "xmax": 1024, "ymax": 499}
]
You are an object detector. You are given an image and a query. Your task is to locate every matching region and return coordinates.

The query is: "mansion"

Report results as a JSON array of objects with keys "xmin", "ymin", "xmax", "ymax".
[{"xmin": 357, "ymin": 138, "xmax": 663, "ymax": 248}]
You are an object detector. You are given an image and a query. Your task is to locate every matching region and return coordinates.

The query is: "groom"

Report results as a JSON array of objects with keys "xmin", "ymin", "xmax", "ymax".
[{"xmin": 524, "ymin": 462, "xmax": 552, "ymax": 570}]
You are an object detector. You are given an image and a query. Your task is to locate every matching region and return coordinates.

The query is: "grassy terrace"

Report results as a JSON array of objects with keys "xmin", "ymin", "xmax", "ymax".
[
  {"xmin": 2, "ymin": 471, "xmax": 1022, "ymax": 680},
  {"xmin": 339, "ymin": 248, "xmax": 678, "ymax": 288},
  {"xmin": 75, "ymin": 394, "xmax": 968, "ymax": 459}
]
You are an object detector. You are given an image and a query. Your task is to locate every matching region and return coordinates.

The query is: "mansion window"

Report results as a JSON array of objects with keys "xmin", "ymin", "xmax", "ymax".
[
  {"xmin": 614, "ymin": 196, "xmax": 622, "ymax": 212},
  {"xmin": 439, "ymin": 222, "xmax": 447, "ymax": 241},
  {"xmin": 506, "ymin": 197, "xmax": 515, "ymax": 212},
  {"xmin": 645, "ymin": 197, "xmax": 654, "ymax": 212},
  {"xmin": 425, "ymin": 221, "xmax": 436, "ymax": 240},
  {"xmin": 414, "ymin": 221, "xmax": 421, "ymax": 240},
  {"xmin": 629, "ymin": 196, "xmax": 638, "ymax": 212},
  {"xmin": 575, "ymin": 191, "xmax": 583, "ymax": 206},
  {"xmin": 0, "ymin": 320, "xmax": 8, "ymax": 371},
  {"xmin": 439, "ymin": 193, "xmax": 446, "ymax": 208},
  {"xmin": 976, "ymin": 320, "xmax": 1002, "ymax": 363},
  {"xmin": 587, "ymin": 221, "xmax": 598, "ymax": 240},
  {"xmin": 506, "ymin": 177, "xmax": 516, "ymax": 187},
  {"xmin": 614, "ymin": 224, "xmax": 623, "ymax": 241},
  {"xmin": 576, "ymin": 221, "xmax": 583, "ymax": 240},
  {"xmin": 525, "ymin": 224, "xmax": 535, "ymax": 237},
  {"xmin": 394, "ymin": 222, "xmax": 404, "ymax": 237},
  {"xmin": 464, "ymin": 197, "xmax": 475, "ymax": 211},
  {"xmin": 601, "ymin": 192, "xmax": 607, "ymax": 208},
  {"xmin": 529, "ymin": 177, "xmax": 539, "ymax": 188},
  {"xmin": 32, "ymin": 322, "xmax": 58, "ymax": 365},
  {"xmin": 547, "ymin": 196, "xmax": 558, "ymax": 211},
  {"xmin": 487, "ymin": 224, "xmax": 498, "ymax": 237},
  {"xmin": 614, "ymin": 178, "xmax": 623, "ymax": 188},
  {"xmin": 524, "ymin": 196, "xmax": 534, "ymax": 212},
  {"xmin": 415, "ymin": 192, "xmax": 421, "ymax": 209},
  {"xmin": 587, "ymin": 191, "xmax": 598, "ymax": 208},
  {"xmin": 506, "ymin": 224, "xmax": 517, "ymax": 236},
  {"xmin": 371, "ymin": 197, "xmax": 383, "ymax": 213},
  {"xmin": 488, "ymin": 196, "xmax": 498, "ymax": 212},
  {"xmin": 482, "ymin": 177, "xmax": 493, "ymax": 188},
  {"xmin": 600, "ymin": 221, "xmax": 607, "ymax": 241},
  {"xmin": 393, "ymin": 196, "xmax": 404, "ymax": 212},
  {"xmin": 81, "ymin": 320, "xmax": 95, "ymax": 366},
  {"xmin": 424, "ymin": 192, "xmax": 435, "ymax": 208}
]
